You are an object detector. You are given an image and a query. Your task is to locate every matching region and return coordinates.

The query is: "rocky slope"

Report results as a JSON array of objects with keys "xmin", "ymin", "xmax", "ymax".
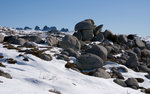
[{"xmin": 0, "ymin": 19, "xmax": 150, "ymax": 94}]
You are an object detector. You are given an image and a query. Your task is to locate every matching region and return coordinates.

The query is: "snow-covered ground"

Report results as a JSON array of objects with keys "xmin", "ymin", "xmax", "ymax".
[{"xmin": 0, "ymin": 30, "xmax": 150, "ymax": 94}]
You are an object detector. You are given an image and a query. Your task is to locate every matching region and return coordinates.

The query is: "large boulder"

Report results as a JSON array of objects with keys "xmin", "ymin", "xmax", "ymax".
[
  {"xmin": 125, "ymin": 52, "xmax": 139, "ymax": 69},
  {"xmin": 93, "ymin": 24, "xmax": 103, "ymax": 36},
  {"xmin": 77, "ymin": 53, "xmax": 104, "ymax": 70},
  {"xmin": 5, "ymin": 36, "xmax": 26, "ymax": 45},
  {"xmin": 0, "ymin": 34, "xmax": 4, "ymax": 42},
  {"xmin": 46, "ymin": 35, "xmax": 59, "ymax": 46},
  {"xmin": 81, "ymin": 29, "xmax": 94, "ymax": 41},
  {"xmin": 62, "ymin": 48, "xmax": 80, "ymax": 58},
  {"xmin": 92, "ymin": 68, "xmax": 111, "ymax": 79},
  {"xmin": 134, "ymin": 39, "xmax": 145, "ymax": 49},
  {"xmin": 23, "ymin": 42, "xmax": 36, "ymax": 48},
  {"xmin": 133, "ymin": 47, "xmax": 141, "ymax": 57},
  {"xmin": 125, "ymin": 78, "xmax": 139, "ymax": 89},
  {"xmin": 73, "ymin": 31, "xmax": 82, "ymax": 40},
  {"xmin": 103, "ymin": 29, "xmax": 113, "ymax": 39},
  {"xmin": 60, "ymin": 35, "xmax": 81, "ymax": 51},
  {"xmin": 113, "ymin": 79, "xmax": 127, "ymax": 87},
  {"xmin": 85, "ymin": 45, "xmax": 108, "ymax": 61},
  {"xmin": 75, "ymin": 19, "xmax": 95, "ymax": 31},
  {"xmin": 118, "ymin": 35, "xmax": 128, "ymax": 44},
  {"xmin": 20, "ymin": 35, "xmax": 43, "ymax": 44},
  {"xmin": 95, "ymin": 32, "xmax": 104, "ymax": 42}
]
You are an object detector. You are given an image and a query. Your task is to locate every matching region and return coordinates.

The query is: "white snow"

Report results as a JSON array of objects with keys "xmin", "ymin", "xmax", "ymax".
[
  {"xmin": 0, "ymin": 30, "xmax": 150, "ymax": 94},
  {"xmin": 0, "ymin": 43, "xmax": 147, "ymax": 94}
]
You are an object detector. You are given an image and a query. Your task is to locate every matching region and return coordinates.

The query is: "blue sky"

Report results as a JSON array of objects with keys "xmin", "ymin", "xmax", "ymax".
[{"xmin": 0, "ymin": 0, "xmax": 150, "ymax": 36}]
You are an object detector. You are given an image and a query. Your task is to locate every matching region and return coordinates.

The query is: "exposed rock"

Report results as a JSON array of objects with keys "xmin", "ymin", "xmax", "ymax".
[
  {"xmin": 135, "ymin": 39, "xmax": 145, "ymax": 49},
  {"xmin": 135, "ymin": 78, "xmax": 144, "ymax": 83},
  {"xmin": 125, "ymin": 52, "xmax": 139, "ymax": 69},
  {"xmin": 95, "ymin": 32, "xmax": 104, "ymax": 42},
  {"xmin": 133, "ymin": 47, "xmax": 141, "ymax": 57},
  {"xmin": 92, "ymin": 68, "xmax": 111, "ymax": 79},
  {"xmin": 85, "ymin": 45, "xmax": 107, "ymax": 61},
  {"xmin": 77, "ymin": 53, "xmax": 103, "ymax": 70},
  {"xmin": 39, "ymin": 54, "xmax": 52, "ymax": 61},
  {"xmin": 127, "ymin": 34, "xmax": 135, "ymax": 40},
  {"xmin": 0, "ymin": 70, "xmax": 12, "ymax": 79},
  {"xmin": 75, "ymin": 21, "xmax": 95, "ymax": 31},
  {"xmin": 103, "ymin": 29, "xmax": 113, "ymax": 39},
  {"xmin": 34, "ymin": 26, "xmax": 40, "ymax": 30},
  {"xmin": 113, "ymin": 79, "xmax": 127, "ymax": 87},
  {"xmin": 81, "ymin": 29, "xmax": 94, "ymax": 41},
  {"xmin": 0, "ymin": 34, "xmax": 4, "ymax": 42},
  {"xmin": 57, "ymin": 54, "xmax": 69, "ymax": 61},
  {"xmin": 4, "ymin": 36, "xmax": 26, "ymax": 45},
  {"xmin": 21, "ymin": 35, "xmax": 43, "ymax": 44},
  {"xmin": 111, "ymin": 67, "xmax": 124, "ymax": 79},
  {"xmin": 73, "ymin": 31, "xmax": 82, "ymax": 40},
  {"xmin": 127, "ymin": 40, "xmax": 135, "ymax": 48},
  {"xmin": 125, "ymin": 78, "xmax": 139, "ymax": 89},
  {"xmin": 60, "ymin": 35, "xmax": 81, "ymax": 51},
  {"xmin": 23, "ymin": 42, "xmax": 36, "ymax": 48},
  {"xmin": 62, "ymin": 48, "xmax": 79, "ymax": 58},
  {"xmin": 118, "ymin": 35, "xmax": 128, "ymax": 44},
  {"xmin": 138, "ymin": 65, "xmax": 150, "ymax": 73},
  {"xmin": 117, "ymin": 66, "xmax": 128, "ymax": 73},
  {"xmin": 93, "ymin": 24, "xmax": 103, "ymax": 36},
  {"xmin": 46, "ymin": 35, "xmax": 59, "ymax": 46},
  {"xmin": 145, "ymin": 88, "xmax": 150, "ymax": 93},
  {"xmin": 0, "ymin": 62, "xmax": 5, "ymax": 67}
]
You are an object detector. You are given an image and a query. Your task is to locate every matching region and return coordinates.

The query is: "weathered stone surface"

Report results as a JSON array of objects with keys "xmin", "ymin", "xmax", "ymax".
[
  {"xmin": 77, "ymin": 53, "xmax": 103, "ymax": 70},
  {"xmin": 92, "ymin": 68, "xmax": 111, "ymax": 79},
  {"xmin": 114, "ymin": 79, "xmax": 127, "ymax": 87},
  {"xmin": 85, "ymin": 45, "xmax": 107, "ymax": 61},
  {"xmin": 60, "ymin": 35, "xmax": 81, "ymax": 51},
  {"xmin": 46, "ymin": 35, "xmax": 59, "ymax": 46}
]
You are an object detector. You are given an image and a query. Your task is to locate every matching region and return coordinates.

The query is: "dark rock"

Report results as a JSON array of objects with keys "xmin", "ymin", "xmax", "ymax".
[
  {"xmin": 84, "ymin": 19, "xmax": 95, "ymax": 25},
  {"xmin": 60, "ymin": 35, "xmax": 81, "ymax": 51},
  {"xmin": 0, "ymin": 62, "xmax": 5, "ymax": 67},
  {"xmin": 134, "ymin": 39, "xmax": 145, "ymax": 49},
  {"xmin": 138, "ymin": 65, "xmax": 150, "ymax": 73},
  {"xmin": 95, "ymin": 32, "xmax": 104, "ymax": 42},
  {"xmin": 135, "ymin": 78, "xmax": 144, "ymax": 83},
  {"xmin": 77, "ymin": 53, "xmax": 104, "ymax": 70},
  {"xmin": 113, "ymin": 79, "xmax": 127, "ymax": 87},
  {"xmin": 93, "ymin": 24, "xmax": 103, "ymax": 36},
  {"xmin": 125, "ymin": 78, "xmax": 139, "ymax": 89},
  {"xmin": 81, "ymin": 29, "xmax": 94, "ymax": 41},
  {"xmin": 145, "ymin": 88, "xmax": 150, "ymax": 93},
  {"xmin": 34, "ymin": 26, "xmax": 41, "ymax": 30},
  {"xmin": 73, "ymin": 32, "xmax": 82, "ymax": 40},
  {"xmin": 85, "ymin": 45, "xmax": 107, "ymax": 61},
  {"xmin": 103, "ymin": 29, "xmax": 113, "ymax": 39},
  {"xmin": 117, "ymin": 66, "xmax": 128, "ymax": 73},
  {"xmin": 125, "ymin": 52, "xmax": 139, "ymax": 69},
  {"xmin": 0, "ymin": 70, "xmax": 12, "ymax": 79},
  {"xmin": 23, "ymin": 42, "xmax": 36, "ymax": 48},
  {"xmin": 127, "ymin": 40, "xmax": 135, "ymax": 48},
  {"xmin": 75, "ymin": 20, "xmax": 95, "ymax": 31},
  {"xmin": 127, "ymin": 34, "xmax": 135, "ymax": 40},
  {"xmin": 4, "ymin": 36, "xmax": 26, "ymax": 45},
  {"xmin": 0, "ymin": 34, "xmax": 4, "ymax": 42},
  {"xmin": 60, "ymin": 28, "xmax": 69, "ymax": 32},
  {"xmin": 42, "ymin": 25, "xmax": 50, "ymax": 31},
  {"xmin": 57, "ymin": 54, "xmax": 69, "ymax": 61},
  {"xmin": 21, "ymin": 35, "xmax": 43, "ymax": 44},
  {"xmin": 63, "ymin": 48, "xmax": 79, "ymax": 58},
  {"xmin": 39, "ymin": 54, "xmax": 52, "ymax": 61},
  {"xmin": 111, "ymin": 67, "xmax": 124, "ymax": 79},
  {"xmin": 46, "ymin": 35, "xmax": 59, "ymax": 46},
  {"xmin": 92, "ymin": 68, "xmax": 111, "ymax": 79},
  {"xmin": 7, "ymin": 58, "xmax": 17, "ymax": 64},
  {"xmin": 24, "ymin": 26, "xmax": 32, "ymax": 30},
  {"xmin": 118, "ymin": 35, "xmax": 128, "ymax": 44},
  {"xmin": 133, "ymin": 47, "xmax": 141, "ymax": 57}
]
